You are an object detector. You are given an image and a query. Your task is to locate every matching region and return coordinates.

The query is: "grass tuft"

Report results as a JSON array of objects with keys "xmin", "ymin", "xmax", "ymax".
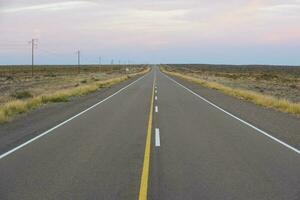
[{"xmin": 161, "ymin": 67, "xmax": 300, "ymax": 116}]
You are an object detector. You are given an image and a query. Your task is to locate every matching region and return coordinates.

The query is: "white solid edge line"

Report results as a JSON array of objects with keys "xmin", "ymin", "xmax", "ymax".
[
  {"xmin": 155, "ymin": 128, "xmax": 160, "ymax": 147},
  {"xmin": 155, "ymin": 106, "xmax": 158, "ymax": 113},
  {"xmin": 163, "ymin": 73, "xmax": 300, "ymax": 155},
  {"xmin": 0, "ymin": 74, "xmax": 148, "ymax": 160}
]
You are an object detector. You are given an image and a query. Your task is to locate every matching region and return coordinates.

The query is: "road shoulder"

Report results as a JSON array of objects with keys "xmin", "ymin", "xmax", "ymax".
[
  {"xmin": 166, "ymin": 74, "xmax": 300, "ymax": 150},
  {"xmin": 0, "ymin": 76, "xmax": 143, "ymax": 155}
]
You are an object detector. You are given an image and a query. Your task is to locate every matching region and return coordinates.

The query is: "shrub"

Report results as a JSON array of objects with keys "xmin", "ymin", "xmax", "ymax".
[
  {"xmin": 11, "ymin": 91, "xmax": 33, "ymax": 99},
  {"xmin": 6, "ymin": 76, "xmax": 14, "ymax": 81},
  {"xmin": 44, "ymin": 73, "xmax": 56, "ymax": 77}
]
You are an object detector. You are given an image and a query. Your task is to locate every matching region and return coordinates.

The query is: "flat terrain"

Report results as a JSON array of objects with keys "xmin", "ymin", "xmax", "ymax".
[
  {"xmin": 0, "ymin": 65, "xmax": 145, "ymax": 104},
  {"xmin": 0, "ymin": 67, "xmax": 299, "ymax": 199},
  {"xmin": 166, "ymin": 64, "xmax": 300, "ymax": 103}
]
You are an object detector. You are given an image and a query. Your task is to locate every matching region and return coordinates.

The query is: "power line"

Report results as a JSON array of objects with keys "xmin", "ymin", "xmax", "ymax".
[
  {"xmin": 0, "ymin": 42, "xmax": 28, "ymax": 46},
  {"xmin": 38, "ymin": 48, "xmax": 68, "ymax": 57},
  {"xmin": 0, "ymin": 45, "xmax": 28, "ymax": 49}
]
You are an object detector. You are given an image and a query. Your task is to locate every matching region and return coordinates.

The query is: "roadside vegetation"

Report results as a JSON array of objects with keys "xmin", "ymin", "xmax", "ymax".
[
  {"xmin": 161, "ymin": 65, "xmax": 300, "ymax": 116},
  {"xmin": 0, "ymin": 65, "xmax": 150, "ymax": 123}
]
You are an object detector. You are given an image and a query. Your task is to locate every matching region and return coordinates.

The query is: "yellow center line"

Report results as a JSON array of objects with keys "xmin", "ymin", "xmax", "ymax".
[{"xmin": 138, "ymin": 72, "xmax": 156, "ymax": 200}]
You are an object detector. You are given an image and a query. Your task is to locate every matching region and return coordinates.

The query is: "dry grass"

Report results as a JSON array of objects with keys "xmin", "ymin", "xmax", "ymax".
[
  {"xmin": 0, "ymin": 65, "xmax": 149, "ymax": 104},
  {"xmin": 165, "ymin": 64, "xmax": 300, "ymax": 103},
  {"xmin": 0, "ymin": 68, "xmax": 150, "ymax": 123},
  {"xmin": 161, "ymin": 67, "xmax": 300, "ymax": 116}
]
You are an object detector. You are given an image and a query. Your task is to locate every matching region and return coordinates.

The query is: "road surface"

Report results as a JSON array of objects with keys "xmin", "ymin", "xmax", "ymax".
[{"xmin": 0, "ymin": 67, "xmax": 299, "ymax": 200}]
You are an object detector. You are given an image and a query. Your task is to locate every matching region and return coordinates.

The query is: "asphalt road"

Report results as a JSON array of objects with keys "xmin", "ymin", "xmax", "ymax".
[{"xmin": 0, "ymin": 67, "xmax": 299, "ymax": 200}]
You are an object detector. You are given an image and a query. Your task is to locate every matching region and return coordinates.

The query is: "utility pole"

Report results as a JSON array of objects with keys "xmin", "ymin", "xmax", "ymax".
[
  {"xmin": 77, "ymin": 50, "xmax": 80, "ymax": 73},
  {"xmin": 29, "ymin": 39, "xmax": 38, "ymax": 78},
  {"xmin": 98, "ymin": 56, "xmax": 102, "ymax": 72},
  {"xmin": 128, "ymin": 60, "xmax": 131, "ymax": 67}
]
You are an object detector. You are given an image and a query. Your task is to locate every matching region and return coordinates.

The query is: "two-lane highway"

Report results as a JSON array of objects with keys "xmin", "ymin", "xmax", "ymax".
[
  {"xmin": 0, "ymin": 67, "xmax": 299, "ymax": 200},
  {"xmin": 0, "ymin": 72, "xmax": 154, "ymax": 199},
  {"xmin": 149, "ymin": 69, "xmax": 300, "ymax": 200}
]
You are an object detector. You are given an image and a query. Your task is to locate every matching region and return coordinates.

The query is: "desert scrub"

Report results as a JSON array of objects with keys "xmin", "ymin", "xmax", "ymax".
[
  {"xmin": 0, "ymin": 79, "xmax": 120, "ymax": 123},
  {"xmin": 161, "ymin": 67, "xmax": 300, "ymax": 116},
  {"xmin": 11, "ymin": 91, "xmax": 33, "ymax": 99},
  {"xmin": 0, "ymin": 68, "xmax": 150, "ymax": 123},
  {"xmin": 81, "ymin": 79, "xmax": 88, "ymax": 84}
]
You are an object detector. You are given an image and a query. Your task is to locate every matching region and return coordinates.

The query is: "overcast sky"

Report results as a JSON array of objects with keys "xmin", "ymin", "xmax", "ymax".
[{"xmin": 0, "ymin": 0, "xmax": 300, "ymax": 65}]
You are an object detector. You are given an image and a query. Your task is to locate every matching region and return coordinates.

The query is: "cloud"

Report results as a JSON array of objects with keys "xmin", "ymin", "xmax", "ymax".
[
  {"xmin": 0, "ymin": 1, "xmax": 94, "ymax": 13},
  {"xmin": 260, "ymin": 3, "xmax": 300, "ymax": 13}
]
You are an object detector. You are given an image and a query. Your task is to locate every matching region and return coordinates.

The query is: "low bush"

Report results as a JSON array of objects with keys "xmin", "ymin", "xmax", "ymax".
[{"xmin": 11, "ymin": 91, "xmax": 33, "ymax": 99}]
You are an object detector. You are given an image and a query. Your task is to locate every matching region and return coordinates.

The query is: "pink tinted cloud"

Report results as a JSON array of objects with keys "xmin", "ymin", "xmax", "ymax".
[{"xmin": 0, "ymin": 0, "xmax": 299, "ymax": 64}]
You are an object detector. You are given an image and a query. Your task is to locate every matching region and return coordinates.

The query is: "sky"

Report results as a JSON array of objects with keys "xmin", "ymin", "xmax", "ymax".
[{"xmin": 0, "ymin": 0, "xmax": 300, "ymax": 65}]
